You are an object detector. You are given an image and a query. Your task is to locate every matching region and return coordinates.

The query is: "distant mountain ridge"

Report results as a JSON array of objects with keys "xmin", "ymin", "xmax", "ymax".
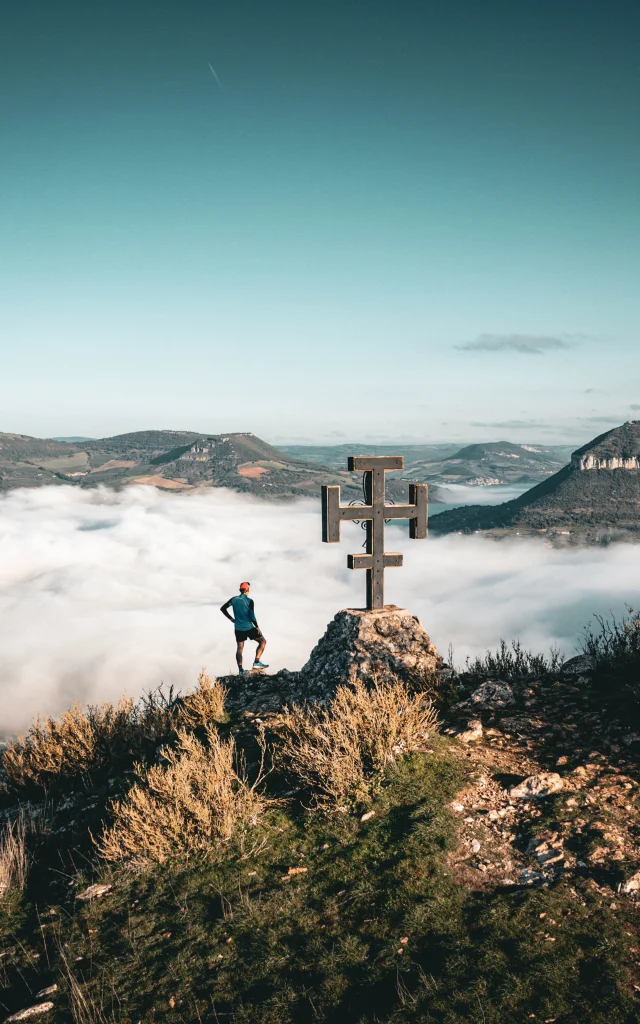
[
  {"xmin": 0, "ymin": 429, "xmax": 434, "ymax": 503},
  {"xmin": 430, "ymin": 421, "xmax": 640, "ymax": 538},
  {"xmin": 280, "ymin": 440, "xmax": 573, "ymax": 487}
]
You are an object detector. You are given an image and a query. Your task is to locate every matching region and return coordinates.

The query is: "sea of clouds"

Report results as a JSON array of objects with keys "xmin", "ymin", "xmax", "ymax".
[{"xmin": 1, "ymin": 484, "xmax": 639, "ymax": 736}]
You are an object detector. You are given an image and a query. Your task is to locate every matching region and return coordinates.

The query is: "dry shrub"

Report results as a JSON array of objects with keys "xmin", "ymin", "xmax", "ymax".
[
  {"xmin": 2, "ymin": 672, "xmax": 226, "ymax": 793},
  {"xmin": 2, "ymin": 698, "xmax": 137, "ymax": 790},
  {"xmin": 176, "ymin": 670, "xmax": 226, "ymax": 728},
  {"xmin": 0, "ymin": 817, "xmax": 28, "ymax": 899},
  {"xmin": 98, "ymin": 726, "xmax": 264, "ymax": 864},
  {"xmin": 277, "ymin": 676, "xmax": 438, "ymax": 809}
]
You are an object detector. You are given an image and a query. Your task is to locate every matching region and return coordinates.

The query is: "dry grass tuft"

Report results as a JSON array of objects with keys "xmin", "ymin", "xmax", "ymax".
[
  {"xmin": 98, "ymin": 726, "xmax": 264, "ymax": 864},
  {"xmin": 176, "ymin": 670, "xmax": 226, "ymax": 729},
  {"xmin": 0, "ymin": 817, "xmax": 28, "ymax": 900},
  {"xmin": 59, "ymin": 950, "xmax": 113, "ymax": 1024},
  {"xmin": 276, "ymin": 676, "xmax": 438, "ymax": 809},
  {"xmin": 2, "ymin": 672, "xmax": 226, "ymax": 793}
]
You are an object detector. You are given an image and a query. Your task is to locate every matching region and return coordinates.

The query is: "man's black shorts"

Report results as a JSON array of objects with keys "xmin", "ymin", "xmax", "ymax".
[{"xmin": 235, "ymin": 627, "xmax": 262, "ymax": 642}]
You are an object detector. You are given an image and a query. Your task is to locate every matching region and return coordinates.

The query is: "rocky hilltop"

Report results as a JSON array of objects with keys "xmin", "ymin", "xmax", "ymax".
[
  {"xmin": 3, "ymin": 605, "xmax": 640, "ymax": 1021},
  {"xmin": 430, "ymin": 420, "xmax": 640, "ymax": 539}
]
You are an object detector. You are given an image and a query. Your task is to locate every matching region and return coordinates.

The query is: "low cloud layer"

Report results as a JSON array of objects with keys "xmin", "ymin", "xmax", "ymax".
[
  {"xmin": 469, "ymin": 419, "xmax": 549, "ymax": 430},
  {"xmin": 456, "ymin": 334, "xmax": 572, "ymax": 355},
  {"xmin": 1, "ymin": 485, "xmax": 639, "ymax": 737}
]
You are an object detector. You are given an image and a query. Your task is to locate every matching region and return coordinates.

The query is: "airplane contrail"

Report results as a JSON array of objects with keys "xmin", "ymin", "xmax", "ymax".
[{"xmin": 208, "ymin": 62, "xmax": 222, "ymax": 88}]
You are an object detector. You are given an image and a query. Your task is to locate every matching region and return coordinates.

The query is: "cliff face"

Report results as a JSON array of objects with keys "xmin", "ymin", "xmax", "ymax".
[
  {"xmin": 571, "ymin": 420, "xmax": 640, "ymax": 471},
  {"xmin": 573, "ymin": 453, "xmax": 640, "ymax": 470}
]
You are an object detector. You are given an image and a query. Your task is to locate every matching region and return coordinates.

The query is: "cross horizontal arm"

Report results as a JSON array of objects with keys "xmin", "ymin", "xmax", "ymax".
[
  {"xmin": 381, "ymin": 504, "xmax": 419, "ymax": 520},
  {"xmin": 348, "ymin": 456, "xmax": 404, "ymax": 471},
  {"xmin": 347, "ymin": 552, "xmax": 403, "ymax": 569}
]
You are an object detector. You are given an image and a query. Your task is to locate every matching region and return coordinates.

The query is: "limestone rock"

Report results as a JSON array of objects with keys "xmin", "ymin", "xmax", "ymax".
[
  {"xmin": 562, "ymin": 654, "xmax": 595, "ymax": 676},
  {"xmin": 5, "ymin": 1005, "xmax": 54, "ymax": 1022},
  {"xmin": 454, "ymin": 680, "xmax": 514, "ymax": 711},
  {"xmin": 620, "ymin": 872, "xmax": 640, "ymax": 894},
  {"xmin": 457, "ymin": 719, "xmax": 483, "ymax": 743},
  {"xmin": 34, "ymin": 988, "xmax": 57, "ymax": 1000},
  {"xmin": 299, "ymin": 607, "xmax": 441, "ymax": 701},
  {"xmin": 510, "ymin": 773, "xmax": 564, "ymax": 801},
  {"xmin": 77, "ymin": 883, "xmax": 112, "ymax": 901}
]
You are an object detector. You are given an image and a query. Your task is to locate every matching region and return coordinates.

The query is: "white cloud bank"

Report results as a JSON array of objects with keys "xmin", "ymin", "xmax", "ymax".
[{"xmin": 1, "ymin": 485, "xmax": 639, "ymax": 737}]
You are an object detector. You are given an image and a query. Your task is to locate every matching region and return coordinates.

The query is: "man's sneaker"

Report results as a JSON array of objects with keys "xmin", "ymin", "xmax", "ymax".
[
  {"xmin": 253, "ymin": 660, "xmax": 269, "ymax": 669},
  {"xmin": 238, "ymin": 667, "xmax": 247, "ymax": 675}
]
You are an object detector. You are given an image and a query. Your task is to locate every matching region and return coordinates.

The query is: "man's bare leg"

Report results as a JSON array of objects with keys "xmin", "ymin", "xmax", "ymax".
[
  {"xmin": 255, "ymin": 636, "xmax": 267, "ymax": 662},
  {"xmin": 236, "ymin": 640, "xmax": 245, "ymax": 671}
]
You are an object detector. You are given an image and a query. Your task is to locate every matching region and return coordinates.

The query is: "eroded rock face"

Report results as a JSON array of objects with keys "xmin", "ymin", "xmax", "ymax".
[{"xmin": 299, "ymin": 606, "xmax": 441, "ymax": 702}]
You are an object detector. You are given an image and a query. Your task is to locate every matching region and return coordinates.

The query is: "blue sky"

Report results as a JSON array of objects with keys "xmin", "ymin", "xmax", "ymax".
[{"xmin": 2, "ymin": 0, "xmax": 639, "ymax": 444}]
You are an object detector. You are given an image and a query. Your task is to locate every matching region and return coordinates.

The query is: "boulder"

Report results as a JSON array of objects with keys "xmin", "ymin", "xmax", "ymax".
[
  {"xmin": 562, "ymin": 654, "xmax": 595, "ymax": 676},
  {"xmin": 299, "ymin": 606, "xmax": 441, "ymax": 702},
  {"xmin": 454, "ymin": 680, "xmax": 514, "ymax": 711}
]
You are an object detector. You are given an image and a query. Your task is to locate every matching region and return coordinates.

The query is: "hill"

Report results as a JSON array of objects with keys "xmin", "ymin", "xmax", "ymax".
[
  {"xmin": 282, "ymin": 441, "xmax": 573, "ymax": 486},
  {"xmin": 405, "ymin": 440, "xmax": 573, "ymax": 486},
  {"xmin": 430, "ymin": 421, "xmax": 640, "ymax": 539},
  {"xmin": 2, "ymin": 610, "xmax": 640, "ymax": 1022},
  {"xmin": 279, "ymin": 442, "xmax": 461, "ymax": 469},
  {"xmin": 0, "ymin": 430, "xmax": 439, "ymax": 503}
]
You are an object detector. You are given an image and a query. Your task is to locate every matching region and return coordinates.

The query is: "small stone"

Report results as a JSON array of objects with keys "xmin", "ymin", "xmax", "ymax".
[
  {"xmin": 556, "ymin": 756, "xmax": 568, "ymax": 766},
  {"xmin": 77, "ymin": 883, "xmax": 112, "ymax": 901},
  {"xmin": 458, "ymin": 719, "xmax": 483, "ymax": 744},
  {"xmin": 34, "ymin": 987, "xmax": 57, "ymax": 999},
  {"xmin": 399, "ymin": 936, "xmax": 409, "ymax": 944},
  {"xmin": 470, "ymin": 839, "xmax": 481, "ymax": 854},
  {"xmin": 510, "ymin": 773, "xmax": 564, "ymax": 801},
  {"xmin": 360, "ymin": 811, "xmax": 376, "ymax": 822},
  {"xmin": 287, "ymin": 866, "xmax": 308, "ymax": 876},
  {"xmin": 5, "ymin": 1005, "xmax": 54, "ymax": 1022}
]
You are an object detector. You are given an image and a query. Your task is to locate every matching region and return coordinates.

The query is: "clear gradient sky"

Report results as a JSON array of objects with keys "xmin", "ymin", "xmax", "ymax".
[{"xmin": 2, "ymin": 0, "xmax": 639, "ymax": 444}]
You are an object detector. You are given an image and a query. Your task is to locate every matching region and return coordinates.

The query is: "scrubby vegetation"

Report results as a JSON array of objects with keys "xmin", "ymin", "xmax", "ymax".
[
  {"xmin": 2, "ymin": 671, "xmax": 225, "ymax": 795},
  {"xmin": 583, "ymin": 608, "xmax": 640, "ymax": 723},
  {"xmin": 463, "ymin": 638, "xmax": 564, "ymax": 682},
  {"xmin": 98, "ymin": 726, "xmax": 265, "ymax": 865},
  {"xmin": 277, "ymin": 676, "xmax": 437, "ymax": 809}
]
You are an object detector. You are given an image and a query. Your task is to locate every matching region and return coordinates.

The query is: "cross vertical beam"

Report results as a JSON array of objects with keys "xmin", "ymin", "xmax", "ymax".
[{"xmin": 321, "ymin": 455, "xmax": 428, "ymax": 610}]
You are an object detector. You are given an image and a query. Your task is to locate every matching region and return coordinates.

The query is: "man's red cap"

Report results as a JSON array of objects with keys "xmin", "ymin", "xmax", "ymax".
[{"xmin": 239, "ymin": 581, "xmax": 250, "ymax": 590}]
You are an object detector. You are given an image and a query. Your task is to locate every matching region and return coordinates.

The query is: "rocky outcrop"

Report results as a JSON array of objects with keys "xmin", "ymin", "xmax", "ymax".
[
  {"xmin": 221, "ymin": 606, "xmax": 442, "ymax": 714},
  {"xmin": 299, "ymin": 606, "xmax": 441, "ymax": 702}
]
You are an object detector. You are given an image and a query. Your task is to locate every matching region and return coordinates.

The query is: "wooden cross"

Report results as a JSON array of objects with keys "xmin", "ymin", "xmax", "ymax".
[{"xmin": 321, "ymin": 456, "xmax": 428, "ymax": 610}]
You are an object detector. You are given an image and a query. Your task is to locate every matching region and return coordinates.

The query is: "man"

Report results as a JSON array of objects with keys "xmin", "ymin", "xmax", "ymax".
[{"xmin": 220, "ymin": 582, "xmax": 269, "ymax": 674}]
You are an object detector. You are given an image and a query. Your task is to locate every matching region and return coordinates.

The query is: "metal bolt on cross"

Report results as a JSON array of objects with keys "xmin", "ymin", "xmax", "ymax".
[{"xmin": 321, "ymin": 456, "xmax": 428, "ymax": 610}]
